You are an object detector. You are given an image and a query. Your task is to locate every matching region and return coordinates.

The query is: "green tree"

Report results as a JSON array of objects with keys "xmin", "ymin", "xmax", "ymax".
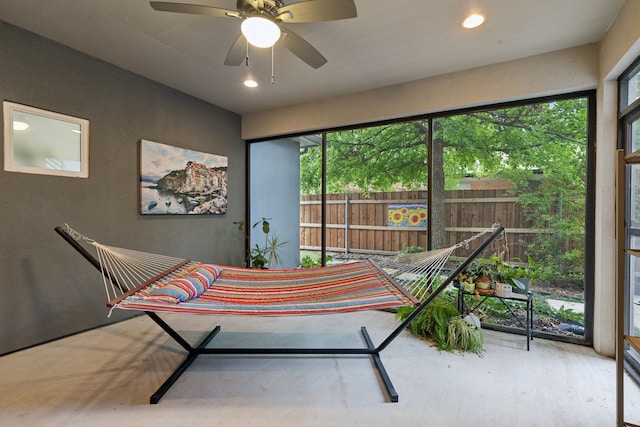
[
  {"xmin": 300, "ymin": 123, "xmax": 428, "ymax": 195},
  {"xmin": 300, "ymin": 98, "xmax": 588, "ymax": 275}
]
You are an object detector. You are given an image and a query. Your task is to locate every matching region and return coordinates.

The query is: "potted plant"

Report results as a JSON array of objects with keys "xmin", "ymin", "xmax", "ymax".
[
  {"xmin": 396, "ymin": 297, "xmax": 460, "ymax": 350},
  {"xmin": 446, "ymin": 315, "xmax": 484, "ymax": 355},
  {"xmin": 459, "ymin": 259, "xmax": 493, "ymax": 291},
  {"xmin": 396, "ymin": 299, "xmax": 484, "ymax": 355},
  {"xmin": 489, "ymin": 254, "xmax": 540, "ymax": 294},
  {"xmin": 235, "ymin": 217, "xmax": 288, "ymax": 269},
  {"xmin": 458, "ymin": 275, "xmax": 476, "ymax": 293}
]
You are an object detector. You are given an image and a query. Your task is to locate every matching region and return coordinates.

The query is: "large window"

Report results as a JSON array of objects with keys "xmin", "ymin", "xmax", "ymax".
[
  {"xmin": 435, "ymin": 96, "xmax": 593, "ymax": 342},
  {"xmin": 621, "ymin": 56, "xmax": 640, "ymax": 369},
  {"xmin": 300, "ymin": 123, "xmax": 429, "ymax": 256},
  {"xmin": 251, "ymin": 91, "xmax": 596, "ymax": 343},
  {"xmin": 254, "ymin": 92, "xmax": 595, "ymax": 343}
]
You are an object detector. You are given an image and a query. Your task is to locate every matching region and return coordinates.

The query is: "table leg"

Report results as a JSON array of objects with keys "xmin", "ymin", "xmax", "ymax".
[{"xmin": 526, "ymin": 293, "xmax": 533, "ymax": 350}]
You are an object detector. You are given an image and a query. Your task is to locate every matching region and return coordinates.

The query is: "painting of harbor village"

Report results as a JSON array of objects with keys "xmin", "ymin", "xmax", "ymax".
[{"xmin": 140, "ymin": 139, "xmax": 228, "ymax": 215}]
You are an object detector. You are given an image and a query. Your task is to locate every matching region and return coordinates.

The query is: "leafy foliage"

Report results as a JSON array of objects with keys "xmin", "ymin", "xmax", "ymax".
[
  {"xmin": 488, "ymin": 254, "xmax": 542, "ymax": 287},
  {"xmin": 396, "ymin": 297, "xmax": 484, "ymax": 354},
  {"xmin": 459, "ymin": 259, "xmax": 493, "ymax": 282},
  {"xmin": 300, "ymin": 123, "xmax": 428, "ymax": 196},
  {"xmin": 300, "ymin": 254, "xmax": 333, "ymax": 268},
  {"xmin": 396, "ymin": 298, "xmax": 459, "ymax": 351},
  {"xmin": 399, "ymin": 245, "xmax": 425, "ymax": 254},
  {"xmin": 440, "ymin": 100, "xmax": 587, "ymax": 278},
  {"xmin": 446, "ymin": 316, "xmax": 484, "ymax": 355},
  {"xmin": 300, "ymin": 97, "xmax": 589, "ymax": 280},
  {"xmin": 553, "ymin": 304, "xmax": 584, "ymax": 323},
  {"xmin": 235, "ymin": 218, "xmax": 288, "ymax": 268}
]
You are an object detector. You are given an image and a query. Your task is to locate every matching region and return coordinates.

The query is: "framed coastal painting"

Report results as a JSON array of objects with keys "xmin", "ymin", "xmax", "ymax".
[{"xmin": 140, "ymin": 139, "xmax": 228, "ymax": 215}]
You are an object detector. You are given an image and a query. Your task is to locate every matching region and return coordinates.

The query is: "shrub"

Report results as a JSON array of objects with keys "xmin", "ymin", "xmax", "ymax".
[
  {"xmin": 447, "ymin": 316, "xmax": 484, "ymax": 355},
  {"xmin": 396, "ymin": 297, "xmax": 459, "ymax": 351}
]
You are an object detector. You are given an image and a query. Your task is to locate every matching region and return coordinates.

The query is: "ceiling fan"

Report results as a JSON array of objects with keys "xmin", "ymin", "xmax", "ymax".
[{"xmin": 149, "ymin": 0, "xmax": 358, "ymax": 69}]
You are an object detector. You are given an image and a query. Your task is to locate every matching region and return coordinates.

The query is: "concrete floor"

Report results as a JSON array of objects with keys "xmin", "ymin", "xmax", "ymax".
[{"xmin": 1, "ymin": 310, "xmax": 639, "ymax": 427}]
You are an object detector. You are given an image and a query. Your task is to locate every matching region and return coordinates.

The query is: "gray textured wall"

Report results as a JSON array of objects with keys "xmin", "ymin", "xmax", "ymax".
[{"xmin": 0, "ymin": 21, "xmax": 246, "ymax": 355}]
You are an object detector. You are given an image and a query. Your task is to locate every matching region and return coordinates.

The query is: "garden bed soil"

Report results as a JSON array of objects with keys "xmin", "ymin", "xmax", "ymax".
[{"xmin": 487, "ymin": 308, "xmax": 580, "ymax": 337}]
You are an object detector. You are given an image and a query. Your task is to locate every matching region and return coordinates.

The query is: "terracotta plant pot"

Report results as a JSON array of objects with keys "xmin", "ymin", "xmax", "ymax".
[{"xmin": 474, "ymin": 275, "xmax": 492, "ymax": 290}]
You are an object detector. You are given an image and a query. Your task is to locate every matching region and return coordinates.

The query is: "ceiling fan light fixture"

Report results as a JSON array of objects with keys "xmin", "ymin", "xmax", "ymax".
[
  {"xmin": 241, "ymin": 16, "xmax": 281, "ymax": 48},
  {"xmin": 462, "ymin": 13, "xmax": 485, "ymax": 29}
]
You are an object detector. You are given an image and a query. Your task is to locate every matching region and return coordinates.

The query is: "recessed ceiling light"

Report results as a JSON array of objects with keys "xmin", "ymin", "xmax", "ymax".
[
  {"xmin": 244, "ymin": 79, "xmax": 258, "ymax": 88},
  {"xmin": 463, "ymin": 13, "xmax": 485, "ymax": 29}
]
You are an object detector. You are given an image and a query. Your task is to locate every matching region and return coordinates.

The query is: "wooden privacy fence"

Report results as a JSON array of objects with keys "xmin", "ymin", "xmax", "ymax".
[{"xmin": 300, "ymin": 190, "xmax": 548, "ymax": 260}]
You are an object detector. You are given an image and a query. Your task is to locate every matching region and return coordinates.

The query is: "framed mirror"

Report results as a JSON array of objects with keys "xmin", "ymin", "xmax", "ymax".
[{"xmin": 3, "ymin": 101, "xmax": 89, "ymax": 178}]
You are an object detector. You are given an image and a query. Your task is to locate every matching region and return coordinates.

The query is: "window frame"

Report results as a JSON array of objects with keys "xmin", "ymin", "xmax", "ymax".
[
  {"xmin": 3, "ymin": 101, "xmax": 90, "ymax": 178},
  {"xmin": 249, "ymin": 90, "xmax": 596, "ymax": 345},
  {"xmin": 619, "ymin": 55, "xmax": 640, "ymax": 377}
]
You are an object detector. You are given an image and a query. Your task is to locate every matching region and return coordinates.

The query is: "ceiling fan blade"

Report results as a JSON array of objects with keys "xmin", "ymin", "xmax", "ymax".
[
  {"xmin": 279, "ymin": 26, "xmax": 327, "ymax": 69},
  {"xmin": 149, "ymin": 2, "xmax": 240, "ymax": 18},
  {"xmin": 277, "ymin": 0, "xmax": 357, "ymax": 23},
  {"xmin": 224, "ymin": 34, "xmax": 246, "ymax": 66}
]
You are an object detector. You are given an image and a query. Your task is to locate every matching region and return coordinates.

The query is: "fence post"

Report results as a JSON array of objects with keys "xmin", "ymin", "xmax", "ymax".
[{"xmin": 344, "ymin": 195, "xmax": 349, "ymax": 253}]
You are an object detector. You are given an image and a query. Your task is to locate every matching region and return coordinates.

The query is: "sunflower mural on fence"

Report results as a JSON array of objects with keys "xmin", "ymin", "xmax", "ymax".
[{"xmin": 387, "ymin": 204, "xmax": 427, "ymax": 227}]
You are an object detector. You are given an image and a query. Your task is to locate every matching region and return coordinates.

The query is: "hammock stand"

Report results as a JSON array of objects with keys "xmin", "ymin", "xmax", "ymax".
[{"xmin": 55, "ymin": 224, "xmax": 504, "ymax": 404}]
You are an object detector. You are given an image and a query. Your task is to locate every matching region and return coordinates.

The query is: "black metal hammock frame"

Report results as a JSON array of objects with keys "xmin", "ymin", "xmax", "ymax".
[{"xmin": 56, "ymin": 224, "xmax": 504, "ymax": 404}]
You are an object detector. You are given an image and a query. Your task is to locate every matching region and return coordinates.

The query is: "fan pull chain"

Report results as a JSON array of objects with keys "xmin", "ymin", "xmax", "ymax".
[{"xmin": 271, "ymin": 45, "xmax": 275, "ymax": 84}]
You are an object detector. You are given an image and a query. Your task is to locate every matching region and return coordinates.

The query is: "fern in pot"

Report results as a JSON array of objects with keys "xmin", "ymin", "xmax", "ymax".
[
  {"xmin": 396, "ymin": 297, "xmax": 484, "ymax": 355},
  {"xmin": 446, "ymin": 315, "xmax": 484, "ymax": 355}
]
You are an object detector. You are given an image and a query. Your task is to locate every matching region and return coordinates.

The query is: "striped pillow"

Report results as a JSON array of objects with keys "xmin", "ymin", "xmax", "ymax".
[
  {"xmin": 146, "ymin": 264, "xmax": 222, "ymax": 303},
  {"xmin": 187, "ymin": 264, "xmax": 222, "ymax": 282}
]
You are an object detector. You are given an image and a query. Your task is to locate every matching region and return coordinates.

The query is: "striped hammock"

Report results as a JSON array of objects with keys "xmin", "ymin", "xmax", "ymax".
[{"xmin": 57, "ymin": 224, "xmax": 501, "ymax": 317}]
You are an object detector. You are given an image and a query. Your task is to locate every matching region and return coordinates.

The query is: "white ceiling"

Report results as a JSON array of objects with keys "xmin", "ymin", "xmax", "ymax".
[{"xmin": 0, "ymin": 0, "xmax": 627, "ymax": 115}]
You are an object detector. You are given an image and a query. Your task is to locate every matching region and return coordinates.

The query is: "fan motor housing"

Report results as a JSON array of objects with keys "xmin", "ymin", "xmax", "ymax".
[{"xmin": 237, "ymin": 0, "xmax": 283, "ymax": 17}]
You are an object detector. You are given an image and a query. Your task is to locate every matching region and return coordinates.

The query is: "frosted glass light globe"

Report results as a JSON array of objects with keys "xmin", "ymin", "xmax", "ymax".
[{"xmin": 241, "ymin": 17, "xmax": 281, "ymax": 48}]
